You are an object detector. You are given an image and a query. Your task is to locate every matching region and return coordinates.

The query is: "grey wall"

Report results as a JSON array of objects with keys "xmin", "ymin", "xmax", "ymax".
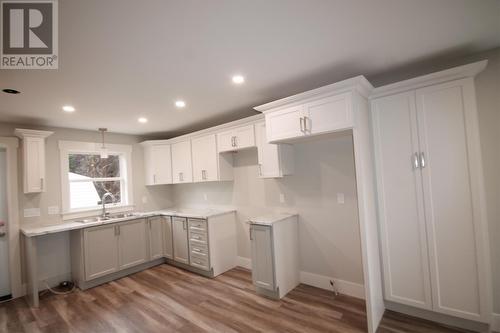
[
  {"xmin": 172, "ymin": 134, "xmax": 364, "ymax": 285},
  {"xmin": 0, "ymin": 123, "xmax": 173, "ymax": 284},
  {"xmin": 371, "ymin": 47, "xmax": 500, "ymax": 314}
]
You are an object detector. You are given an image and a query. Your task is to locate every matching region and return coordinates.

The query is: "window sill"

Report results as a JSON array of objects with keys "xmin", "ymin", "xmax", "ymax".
[{"xmin": 61, "ymin": 205, "xmax": 135, "ymax": 221}]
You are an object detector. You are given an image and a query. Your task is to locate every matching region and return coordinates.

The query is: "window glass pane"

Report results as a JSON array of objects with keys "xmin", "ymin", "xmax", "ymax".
[
  {"xmin": 69, "ymin": 180, "xmax": 121, "ymax": 209},
  {"xmin": 68, "ymin": 154, "xmax": 120, "ymax": 178}
]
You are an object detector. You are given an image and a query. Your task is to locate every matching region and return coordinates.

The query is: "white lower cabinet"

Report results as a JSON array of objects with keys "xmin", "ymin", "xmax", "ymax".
[
  {"xmin": 83, "ymin": 224, "xmax": 119, "ymax": 281},
  {"xmin": 372, "ymin": 78, "xmax": 492, "ymax": 322},
  {"xmin": 117, "ymin": 219, "xmax": 148, "ymax": 270},
  {"xmin": 249, "ymin": 215, "xmax": 299, "ymax": 299},
  {"xmin": 148, "ymin": 216, "xmax": 164, "ymax": 260},
  {"xmin": 172, "ymin": 217, "xmax": 190, "ymax": 265}
]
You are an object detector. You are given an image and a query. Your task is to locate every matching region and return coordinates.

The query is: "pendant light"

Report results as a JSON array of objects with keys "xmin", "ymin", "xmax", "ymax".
[{"xmin": 98, "ymin": 128, "xmax": 108, "ymax": 158}]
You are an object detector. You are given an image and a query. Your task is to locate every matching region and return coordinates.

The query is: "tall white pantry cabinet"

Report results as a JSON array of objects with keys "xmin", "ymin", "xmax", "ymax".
[{"xmin": 371, "ymin": 61, "xmax": 492, "ymax": 324}]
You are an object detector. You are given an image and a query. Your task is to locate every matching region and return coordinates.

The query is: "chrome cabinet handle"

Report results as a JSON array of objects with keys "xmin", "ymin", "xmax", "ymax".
[
  {"xmin": 249, "ymin": 228, "xmax": 253, "ymax": 241},
  {"xmin": 231, "ymin": 136, "xmax": 236, "ymax": 147},
  {"xmin": 303, "ymin": 116, "xmax": 309, "ymax": 132},
  {"xmin": 419, "ymin": 152, "xmax": 426, "ymax": 168},
  {"xmin": 299, "ymin": 117, "xmax": 304, "ymax": 132},
  {"xmin": 193, "ymin": 248, "xmax": 202, "ymax": 253},
  {"xmin": 412, "ymin": 153, "xmax": 420, "ymax": 169},
  {"xmin": 233, "ymin": 136, "xmax": 238, "ymax": 147}
]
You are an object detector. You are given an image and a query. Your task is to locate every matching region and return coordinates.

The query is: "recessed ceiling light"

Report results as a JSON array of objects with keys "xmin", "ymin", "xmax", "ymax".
[
  {"xmin": 2, "ymin": 88, "xmax": 20, "ymax": 94},
  {"xmin": 138, "ymin": 117, "xmax": 148, "ymax": 123},
  {"xmin": 62, "ymin": 105, "xmax": 75, "ymax": 112},
  {"xmin": 175, "ymin": 100, "xmax": 186, "ymax": 108},
  {"xmin": 232, "ymin": 75, "xmax": 245, "ymax": 84}
]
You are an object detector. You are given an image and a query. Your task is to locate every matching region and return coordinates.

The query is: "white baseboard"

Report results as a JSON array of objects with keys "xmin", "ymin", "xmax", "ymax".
[
  {"xmin": 492, "ymin": 313, "xmax": 500, "ymax": 333},
  {"xmin": 236, "ymin": 256, "xmax": 252, "ymax": 270},
  {"xmin": 299, "ymin": 271, "xmax": 365, "ymax": 299},
  {"xmin": 236, "ymin": 257, "xmax": 364, "ymax": 299}
]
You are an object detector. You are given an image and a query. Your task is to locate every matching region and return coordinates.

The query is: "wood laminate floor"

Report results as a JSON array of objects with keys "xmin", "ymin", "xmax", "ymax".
[{"xmin": 0, "ymin": 265, "xmax": 472, "ymax": 333}]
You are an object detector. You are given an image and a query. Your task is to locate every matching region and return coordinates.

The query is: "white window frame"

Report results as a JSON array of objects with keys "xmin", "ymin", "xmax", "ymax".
[{"xmin": 59, "ymin": 140, "xmax": 134, "ymax": 220}]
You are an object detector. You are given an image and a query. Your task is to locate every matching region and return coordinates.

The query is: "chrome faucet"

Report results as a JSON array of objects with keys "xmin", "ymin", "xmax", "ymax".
[{"xmin": 101, "ymin": 192, "xmax": 116, "ymax": 219}]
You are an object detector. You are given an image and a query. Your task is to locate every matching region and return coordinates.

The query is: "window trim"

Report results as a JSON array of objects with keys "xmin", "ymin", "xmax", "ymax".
[{"xmin": 59, "ymin": 140, "xmax": 134, "ymax": 220}]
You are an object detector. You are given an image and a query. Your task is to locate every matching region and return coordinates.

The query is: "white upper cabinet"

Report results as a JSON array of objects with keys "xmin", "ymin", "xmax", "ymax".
[
  {"xmin": 217, "ymin": 124, "xmax": 256, "ymax": 153},
  {"xmin": 142, "ymin": 143, "xmax": 172, "ymax": 185},
  {"xmin": 14, "ymin": 129, "xmax": 53, "ymax": 193},
  {"xmin": 255, "ymin": 122, "xmax": 294, "ymax": 178},
  {"xmin": 191, "ymin": 134, "xmax": 233, "ymax": 182},
  {"xmin": 171, "ymin": 140, "xmax": 193, "ymax": 183},
  {"xmin": 304, "ymin": 92, "xmax": 352, "ymax": 135},
  {"xmin": 254, "ymin": 77, "xmax": 371, "ymax": 144}
]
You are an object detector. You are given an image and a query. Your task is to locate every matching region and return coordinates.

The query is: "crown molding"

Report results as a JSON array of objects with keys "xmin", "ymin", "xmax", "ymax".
[{"xmin": 14, "ymin": 128, "xmax": 54, "ymax": 139}]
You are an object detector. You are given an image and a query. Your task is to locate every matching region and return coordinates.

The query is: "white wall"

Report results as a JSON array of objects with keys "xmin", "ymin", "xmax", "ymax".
[
  {"xmin": 172, "ymin": 133, "xmax": 364, "ymax": 286},
  {"xmin": 0, "ymin": 123, "xmax": 173, "ymax": 286}
]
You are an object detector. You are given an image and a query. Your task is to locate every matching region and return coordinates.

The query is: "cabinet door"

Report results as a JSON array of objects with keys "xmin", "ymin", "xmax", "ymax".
[
  {"xmin": 163, "ymin": 216, "xmax": 173, "ymax": 259},
  {"xmin": 234, "ymin": 125, "xmax": 255, "ymax": 149},
  {"xmin": 192, "ymin": 134, "xmax": 218, "ymax": 182},
  {"xmin": 371, "ymin": 92, "xmax": 432, "ymax": 310},
  {"xmin": 305, "ymin": 92, "xmax": 353, "ymax": 135},
  {"xmin": 172, "ymin": 217, "xmax": 189, "ymax": 264},
  {"xmin": 265, "ymin": 105, "xmax": 305, "ymax": 142},
  {"xmin": 217, "ymin": 129, "xmax": 236, "ymax": 153},
  {"xmin": 416, "ymin": 80, "xmax": 487, "ymax": 321},
  {"xmin": 118, "ymin": 219, "xmax": 148, "ymax": 270},
  {"xmin": 250, "ymin": 225, "xmax": 275, "ymax": 291},
  {"xmin": 151, "ymin": 144, "xmax": 172, "ymax": 185},
  {"xmin": 171, "ymin": 140, "xmax": 193, "ymax": 183},
  {"xmin": 24, "ymin": 137, "xmax": 45, "ymax": 193},
  {"xmin": 256, "ymin": 122, "xmax": 281, "ymax": 178},
  {"xmin": 148, "ymin": 217, "xmax": 164, "ymax": 260},
  {"xmin": 84, "ymin": 225, "xmax": 119, "ymax": 281}
]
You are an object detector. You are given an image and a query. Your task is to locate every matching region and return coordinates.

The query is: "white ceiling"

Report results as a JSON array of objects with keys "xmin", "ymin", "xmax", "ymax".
[{"xmin": 1, "ymin": 0, "xmax": 499, "ymax": 136}]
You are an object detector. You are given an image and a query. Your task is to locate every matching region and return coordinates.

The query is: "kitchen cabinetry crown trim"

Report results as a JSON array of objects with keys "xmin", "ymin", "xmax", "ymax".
[
  {"xmin": 370, "ymin": 60, "xmax": 487, "ymax": 99},
  {"xmin": 253, "ymin": 76, "xmax": 373, "ymax": 113},
  {"xmin": 14, "ymin": 128, "xmax": 54, "ymax": 139}
]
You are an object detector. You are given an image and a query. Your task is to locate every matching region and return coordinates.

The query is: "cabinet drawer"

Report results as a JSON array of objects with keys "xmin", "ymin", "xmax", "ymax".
[
  {"xmin": 190, "ymin": 253, "xmax": 210, "ymax": 271},
  {"xmin": 188, "ymin": 218, "xmax": 207, "ymax": 231},
  {"xmin": 190, "ymin": 243, "xmax": 208, "ymax": 256},
  {"xmin": 189, "ymin": 231, "xmax": 208, "ymax": 244}
]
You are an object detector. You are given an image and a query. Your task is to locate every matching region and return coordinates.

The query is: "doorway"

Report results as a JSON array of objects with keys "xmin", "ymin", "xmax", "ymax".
[{"xmin": 0, "ymin": 147, "xmax": 11, "ymax": 300}]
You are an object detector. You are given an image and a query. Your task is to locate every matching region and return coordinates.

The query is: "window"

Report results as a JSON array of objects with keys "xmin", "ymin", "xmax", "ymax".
[
  {"xmin": 59, "ymin": 141, "xmax": 133, "ymax": 219},
  {"xmin": 68, "ymin": 154, "xmax": 122, "ymax": 209}
]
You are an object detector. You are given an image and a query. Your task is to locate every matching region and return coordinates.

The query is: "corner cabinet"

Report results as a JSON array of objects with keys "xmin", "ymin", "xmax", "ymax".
[
  {"xmin": 191, "ymin": 134, "xmax": 233, "ymax": 182},
  {"xmin": 14, "ymin": 128, "xmax": 53, "ymax": 193},
  {"xmin": 142, "ymin": 142, "xmax": 172, "ymax": 185},
  {"xmin": 372, "ymin": 78, "xmax": 492, "ymax": 323}
]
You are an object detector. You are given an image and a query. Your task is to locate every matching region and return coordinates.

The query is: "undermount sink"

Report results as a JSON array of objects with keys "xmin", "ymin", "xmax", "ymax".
[{"xmin": 74, "ymin": 212, "xmax": 139, "ymax": 223}]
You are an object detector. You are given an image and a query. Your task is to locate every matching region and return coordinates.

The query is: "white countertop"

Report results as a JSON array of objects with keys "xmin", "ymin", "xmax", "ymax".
[
  {"xmin": 21, "ymin": 208, "xmax": 236, "ymax": 237},
  {"xmin": 249, "ymin": 213, "xmax": 298, "ymax": 226}
]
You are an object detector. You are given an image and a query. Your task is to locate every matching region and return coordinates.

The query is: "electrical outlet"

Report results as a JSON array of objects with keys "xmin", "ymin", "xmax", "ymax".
[
  {"xmin": 337, "ymin": 193, "xmax": 345, "ymax": 204},
  {"xmin": 279, "ymin": 193, "xmax": 285, "ymax": 203},
  {"xmin": 142, "ymin": 196, "xmax": 148, "ymax": 204},
  {"xmin": 24, "ymin": 208, "xmax": 40, "ymax": 218},
  {"xmin": 203, "ymin": 193, "xmax": 208, "ymax": 201}
]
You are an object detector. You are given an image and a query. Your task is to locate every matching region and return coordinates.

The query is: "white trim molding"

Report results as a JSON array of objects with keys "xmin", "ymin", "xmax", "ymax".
[
  {"xmin": 236, "ymin": 256, "xmax": 251, "ymax": 270},
  {"xmin": 370, "ymin": 60, "xmax": 488, "ymax": 99},
  {"xmin": 235, "ymin": 257, "xmax": 365, "ymax": 299},
  {"xmin": 58, "ymin": 140, "xmax": 134, "ymax": 219},
  {"xmin": 492, "ymin": 313, "xmax": 500, "ymax": 333},
  {"xmin": 299, "ymin": 271, "xmax": 365, "ymax": 300}
]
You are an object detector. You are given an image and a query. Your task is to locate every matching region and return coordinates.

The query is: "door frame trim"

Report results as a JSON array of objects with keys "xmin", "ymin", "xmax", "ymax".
[{"xmin": 0, "ymin": 137, "xmax": 22, "ymax": 298}]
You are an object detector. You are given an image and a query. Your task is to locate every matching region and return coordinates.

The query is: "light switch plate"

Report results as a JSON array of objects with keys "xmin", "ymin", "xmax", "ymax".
[
  {"xmin": 48, "ymin": 206, "xmax": 60, "ymax": 215},
  {"xmin": 142, "ymin": 196, "xmax": 148, "ymax": 204},
  {"xmin": 337, "ymin": 193, "xmax": 345, "ymax": 204},
  {"xmin": 24, "ymin": 208, "xmax": 41, "ymax": 218}
]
